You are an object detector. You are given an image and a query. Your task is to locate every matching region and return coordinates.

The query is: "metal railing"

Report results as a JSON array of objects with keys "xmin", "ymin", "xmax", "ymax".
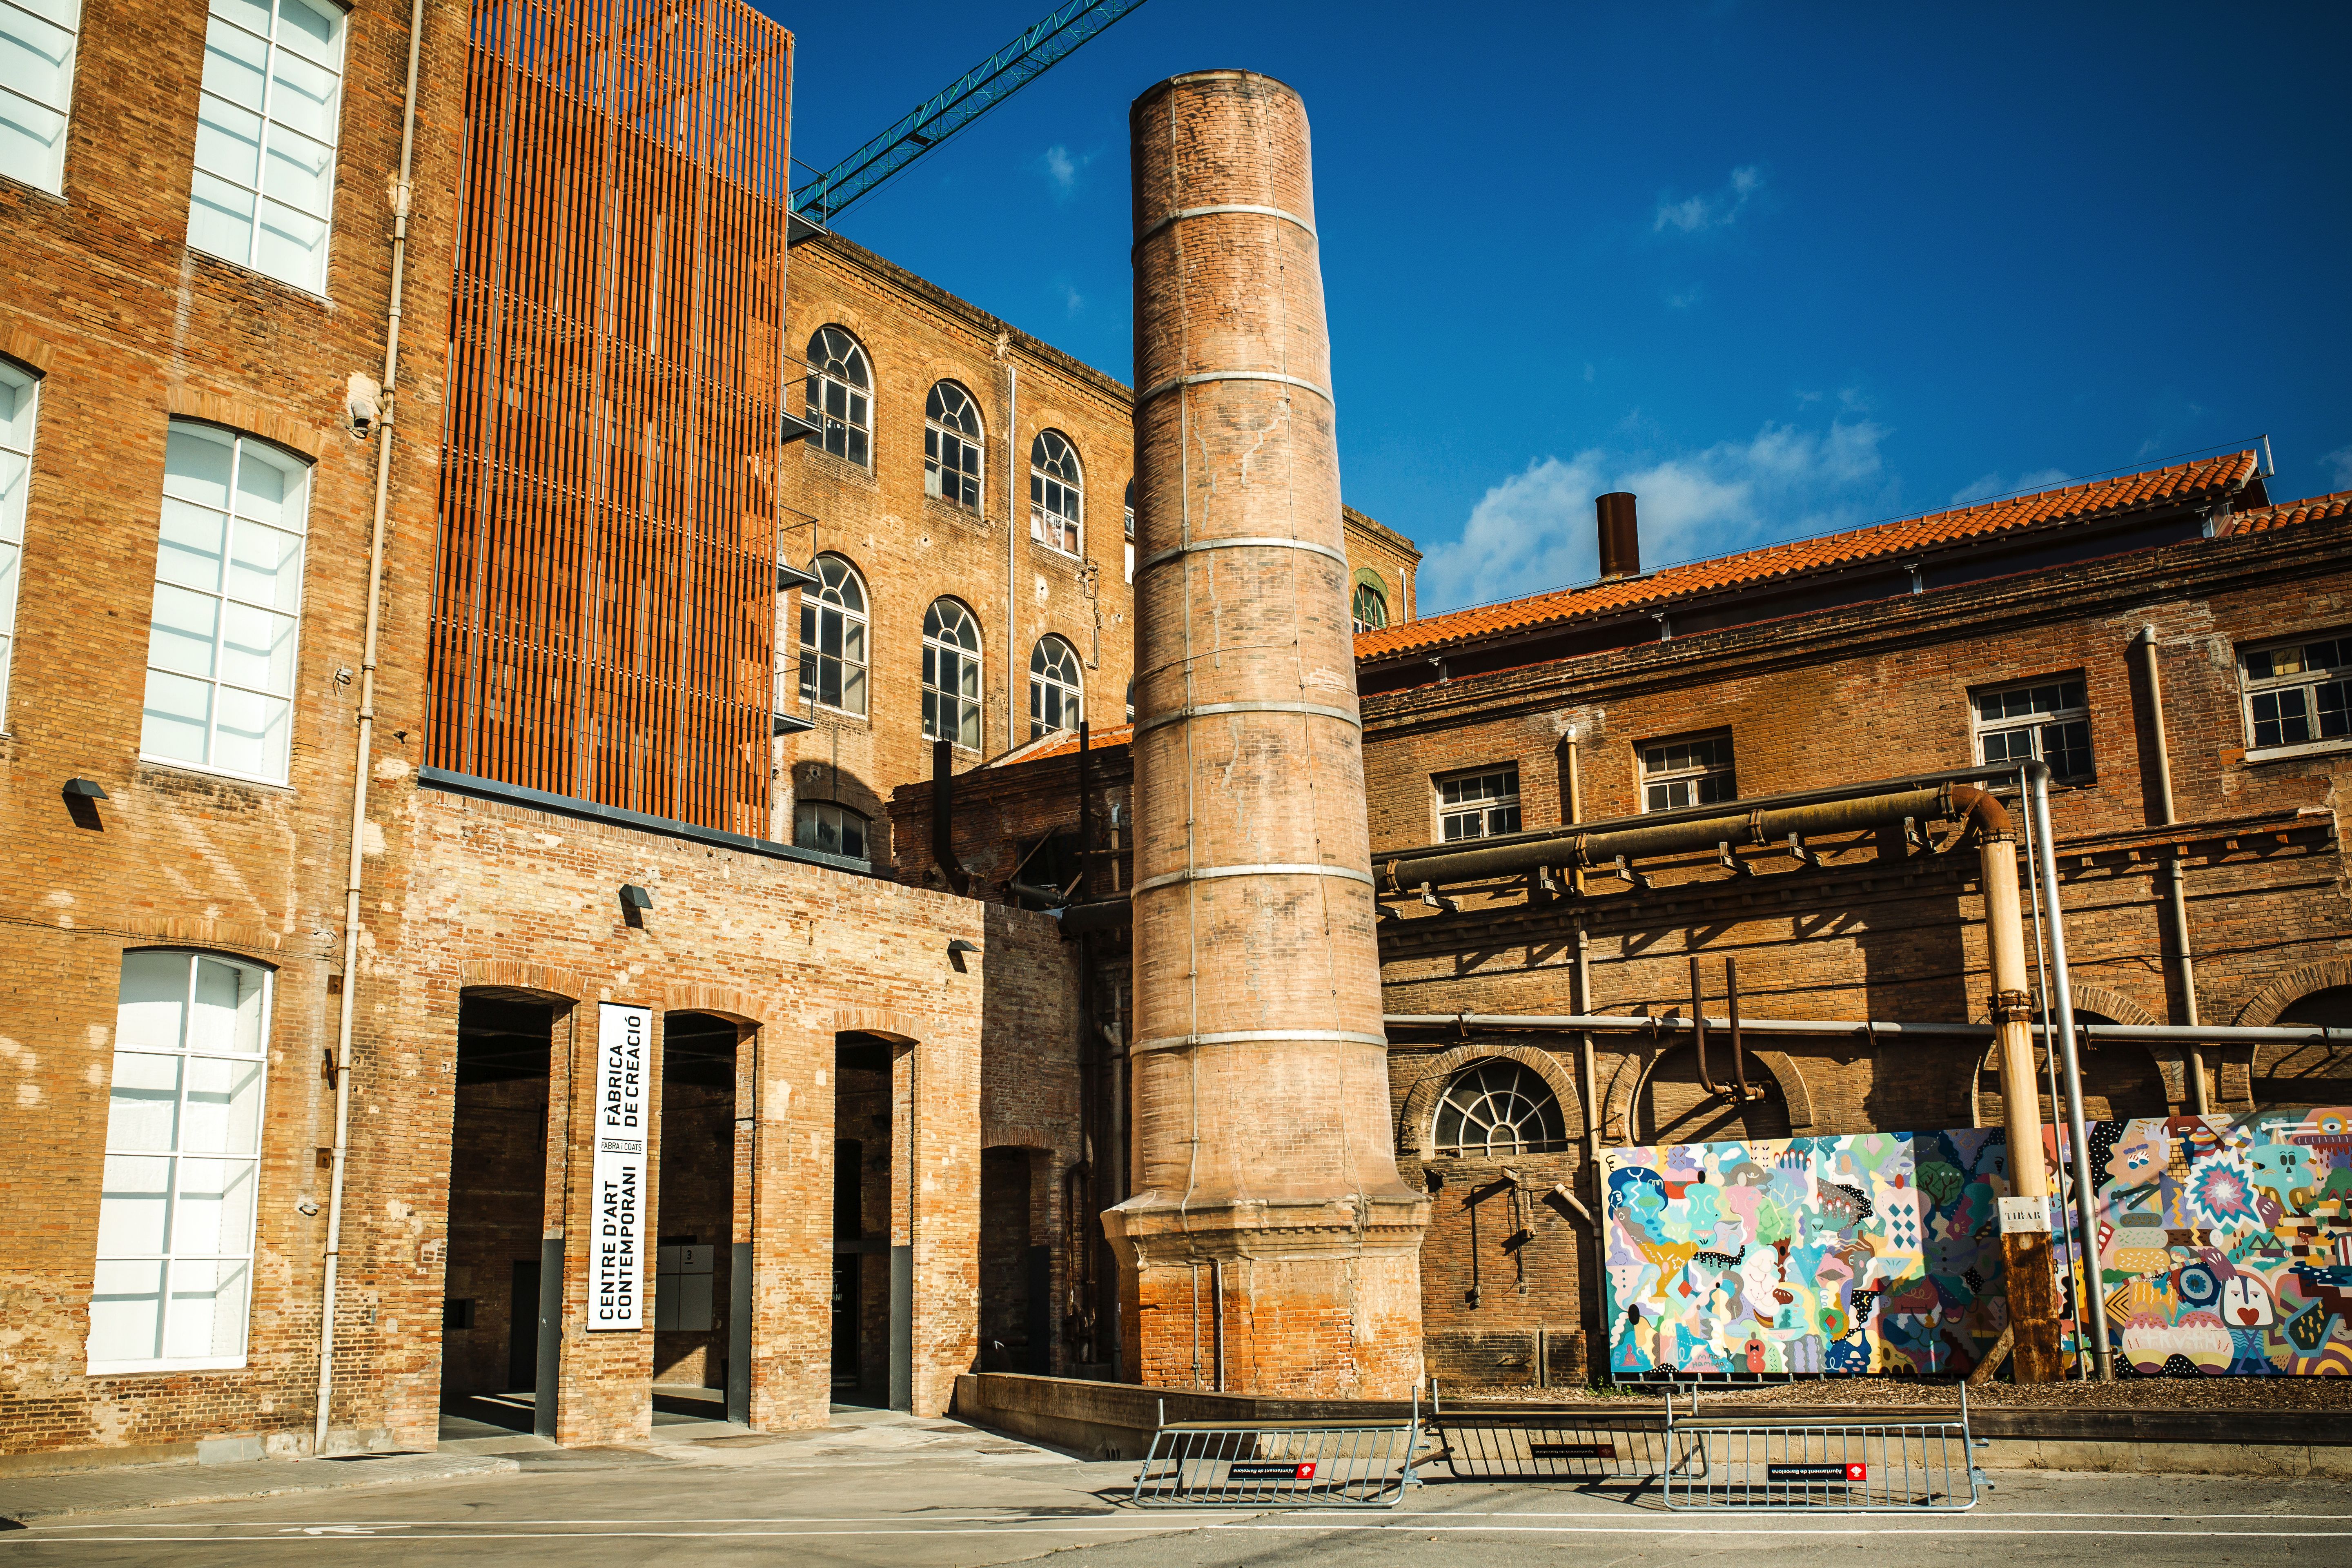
[
  {"xmin": 1131, "ymin": 1392, "xmax": 1421, "ymax": 1507},
  {"xmin": 1428, "ymin": 1399, "xmax": 1701, "ymax": 1483},
  {"xmin": 1661, "ymin": 1385, "xmax": 1984, "ymax": 1511}
]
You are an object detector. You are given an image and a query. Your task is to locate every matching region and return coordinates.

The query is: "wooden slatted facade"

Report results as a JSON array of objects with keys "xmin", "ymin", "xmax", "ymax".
[{"xmin": 430, "ymin": 0, "xmax": 791, "ymax": 837}]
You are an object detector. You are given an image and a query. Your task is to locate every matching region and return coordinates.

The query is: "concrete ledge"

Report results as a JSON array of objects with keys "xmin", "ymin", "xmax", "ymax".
[{"xmin": 0, "ymin": 1452, "xmax": 521, "ymax": 1523}]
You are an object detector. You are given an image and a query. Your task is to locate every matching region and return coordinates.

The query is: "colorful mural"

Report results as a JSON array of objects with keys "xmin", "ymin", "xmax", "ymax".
[{"xmin": 1600, "ymin": 1107, "xmax": 2352, "ymax": 1378}]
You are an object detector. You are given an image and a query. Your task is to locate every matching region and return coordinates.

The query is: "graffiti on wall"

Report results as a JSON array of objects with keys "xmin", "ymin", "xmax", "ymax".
[{"xmin": 1601, "ymin": 1107, "xmax": 2352, "ymax": 1377}]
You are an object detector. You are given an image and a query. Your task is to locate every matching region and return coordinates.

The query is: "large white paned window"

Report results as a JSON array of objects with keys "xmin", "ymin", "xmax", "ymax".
[
  {"xmin": 1, "ymin": 0, "xmax": 81, "ymax": 194},
  {"xmin": 2240, "ymin": 632, "xmax": 2350, "ymax": 756},
  {"xmin": 797, "ymin": 552, "xmax": 868, "ymax": 717},
  {"xmin": 0, "ymin": 359, "xmax": 35, "ymax": 728},
  {"xmin": 189, "ymin": 0, "xmax": 347, "ymax": 295},
  {"xmin": 1029, "ymin": 635, "xmax": 1081, "ymax": 739},
  {"xmin": 143, "ymin": 422, "xmax": 310, "ymax": 784},
  {"xmin": 90, "ymin": 951, "xmax": 272, "ymax": 1374},
  {"xmin": 1029, "ymin": 430, "xmax": 1082, "ymax": 555},
  {"xmin": 922, "ymin": 597, "xmax": 982, "ymax": 751},
  {"xmin": 805, "ymin": 326, "xmax": 871, "ymax": 468}
]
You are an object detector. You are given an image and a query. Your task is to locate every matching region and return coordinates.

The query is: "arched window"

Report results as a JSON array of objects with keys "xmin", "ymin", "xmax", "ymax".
[
  {"xmin": 1029, "ymin": 635, "xmax": 1082, "ymax": 739},
  {"xmin": 922, "ymin": 597, "xmax": 982, "ymax": 750},
  {"xmin": 797, "ymin": 553, "xmax": 867, "ymax": 716},
  {"xmin": 804, "ymin": 326, "xmax": 871, "ymax": 467},
  {"xmin": 1030, "ymin": 430, "xmax": 1082, "ymax": 555},
  {"xmin": 924, "ymin": 381, "xmax": 983, "ymax": 510},
  {"xmin": 1352, "ymin": 577, "xmax": 1390, "ymax": 633},
  {"xmin": 1123, "ymin": 479, "xmax": 1135, "ymax": 584},
  {"xmin": 794, "ymin": 799, "xmax": 869, "ymax": 863},
  {"xmin": 1433, "ymin": 1060, "xmax": 1568, "ymax": 1157}
]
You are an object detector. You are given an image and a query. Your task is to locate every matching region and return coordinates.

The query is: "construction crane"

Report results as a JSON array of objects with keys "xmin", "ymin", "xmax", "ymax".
[{"xmin": 788, "ymin": 0, "xmax": 1152, "ymax": 235}]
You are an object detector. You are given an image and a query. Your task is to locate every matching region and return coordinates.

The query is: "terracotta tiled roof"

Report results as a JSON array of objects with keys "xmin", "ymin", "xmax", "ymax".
[
  {"xmin": 1353, "ymin": 451, "xmax": 2258, "ymax": 662},
  {"xmin": 989, "ymin": 723, "xmax": 1134, "ymax": 766},
  {"xmin": 2226, "ymin": 489, "xmax": 2352, "ymax": 535}
]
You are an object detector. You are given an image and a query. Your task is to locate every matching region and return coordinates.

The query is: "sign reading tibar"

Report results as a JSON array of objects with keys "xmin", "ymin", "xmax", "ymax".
[{"xmin": 590, "ymin": 1003, "xmax": 650, "ymax": 1331}]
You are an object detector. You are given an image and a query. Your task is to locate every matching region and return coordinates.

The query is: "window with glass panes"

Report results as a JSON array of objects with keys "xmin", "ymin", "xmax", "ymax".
[
  {"xmin": 90, "ymin": 951, "xmax": 271, "ymax": 1373},
  {"xmin": 0, "ymin": 359, "xmax": 36, "ymax": 728},
  {"xmin": 1122, "ymin": 479, "xmax": 1134, "ymax": 584},
  {"xmin": 1030, "ymin": 430, "xmax": 1081, "ymax": 554},
  {"xmin": 1029, "ymin": 635, "xmax": 1082, "ymax": 738},
  {"xmin": 143, "ymin": 422, "xmax": 310, "ymax": 784},
  {"xmin": 1972, "ymin": 675, "xmax": 2092, "ymax": 780},
  {"xmin": 2241, "ymin": 633, "xmax": 2350, "ymax": 751},
  {"xmin": 188, "ymin": 0, "xmax": 346, "ymax": 295},
  {"xmin": 1438, "ymin": 766, "xmax": 1520, "ymax": 841},
  {"xmin": 804, "ymin": 326, "xmax": 871, "ymax": 467},
  {"xmin": 2, "ymin": 0, "xmax": 81, "ymax": 194},
  {"xmin": 924, "ymin": 381, "xmax": 982, "ymax": 510},
  {"xmin": 793, "ymin": 799, "xmax": 868, "ymax": 862},
  {"xmin": 796, "ymin": 553, "xmax": 867, "ymax": 716},
  {"xmin": 1640, "ymin": 732, "xmax": 1735, "ymax": 812},
  {"xmin": 1352, "ymin": 578, "xmax": 1389, "ymax": 632},
  {"xmin": 922, "ymin": 597, "xmax": 982, "ymax": 749}
]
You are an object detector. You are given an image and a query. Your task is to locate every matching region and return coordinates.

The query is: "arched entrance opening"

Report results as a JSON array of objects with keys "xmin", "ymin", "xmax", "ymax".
[
  {"xmin": 653, "ymin": 1011, "xmax": 743, "ymax": 1432},
  {"xmin": 1637, "ymin": 1040, "xmax": 1792, "ymax": 1145},
  {"xmin": 1975, "ymin": 1013, "xmax": 2167, "ymax": 1126},
  {"xmin": 2255, "ymin": 987, "xmax": 2352, "ymax": 1109}
]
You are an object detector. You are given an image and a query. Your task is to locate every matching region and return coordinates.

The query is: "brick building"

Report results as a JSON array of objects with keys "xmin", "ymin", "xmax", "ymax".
[{"xmin": 894, "ymin": 456, "xmax": 2352, "ymax": 1389}]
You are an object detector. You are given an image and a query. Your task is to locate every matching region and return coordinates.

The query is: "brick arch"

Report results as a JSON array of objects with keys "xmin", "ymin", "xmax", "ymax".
[
  {"xmin": 1600, "ymin": 1031, "xmax": 1809, "ymax": 1147},
  {"xmin": 663, "ymin": 984, "xmax": 764, "ymax": 1027},
  {"xmin": 1396, "ymin": 1041, "xmax": 1584, "ymax": 1163},
  {"xmin": 832, "ymin": 1006, "xmax": 923, "ymax": 1046},
  {"xmin": 457, "ymin": 959, "xmax": 586, "ymax": 1005},
  {"xmin": 1968, "ymin": 982, "xmax": 2176, "ymax": 1126},
  {"xmin": 2233, "ymin": 959, "xmax": 2352, "ymax": 1028}
]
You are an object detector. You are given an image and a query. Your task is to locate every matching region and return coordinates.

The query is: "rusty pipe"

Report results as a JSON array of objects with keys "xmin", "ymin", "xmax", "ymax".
[
  {"xmin": 1688, "ymin": 955, "xmax": 1720, "ymax": 1098},
  {"xmin": 1727, "ymin": 955, "xmax": 1753, "ymax": 1102},
  {"xmin": 932, "ymin": 738, "xmax": 971, "ymax": 895}
]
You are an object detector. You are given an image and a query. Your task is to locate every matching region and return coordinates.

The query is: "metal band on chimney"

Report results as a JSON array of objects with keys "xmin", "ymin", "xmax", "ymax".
[
  {"xmin": 1136, "ymin": 370, "xmax": 1333, "ymax": 405},
  {"xmin": 1135, "ymin": 701, "xmax": 1361, "ymax": 737},
  {"xmin": 1132, "ymin": 1028, "xmax": 1390, "ymax": 1057},
  {"xmin": 1134, "ymin": 862, "xmax": 1376, "ymax": 894},
  {"xmin": 1137, "ymin": 535, "xmax": 1350, "ymax": 573},
  {"xmin": 1134, "ymin": 203, "xmax": 1319, "ymax": 247}
]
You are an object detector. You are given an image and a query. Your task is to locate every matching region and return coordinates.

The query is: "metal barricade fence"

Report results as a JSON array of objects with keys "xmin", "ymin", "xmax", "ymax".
[
  {"xmin": 1428, "ymin": 1397, "xmax": 1700, "ymax": 1484},
  {"xmin": 1661, "ymin": 1384, "xmax": 1984, "ymax": 1511},
  {"xmin": 1131, "ymin": 1392, "xmax": 1421, "ymax": 1508}
]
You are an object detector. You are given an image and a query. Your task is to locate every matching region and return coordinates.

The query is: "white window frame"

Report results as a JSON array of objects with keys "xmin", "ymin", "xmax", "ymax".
[
  {"xmin": 1352, "ymin": 576, "xmax": 1390, "ymax": 633},
  {"xmin": 187, "ymin": 0, "xmax": 348, "ymax": 297},
  {"xmin": 2240, "ymin": 630, "xmax": 2351, "ymax": 761},
  {"xmin": 0, "ymin": 357, "xmax": 37, "ymax": 729},
  {"xmin": 89, "ymin": 949, "xmax": 273, "ymax": 1375},
  {"xmin": 1029, "ymin": 634, "xmax": 1082, "ymax": 739},
  {"xmin": 1029, "ymin": 430, "xmax": 1082, "ymax": 556},
  {"xmin": 1971, "ymin": 674, "xmax": 2093, "ymax": 782},
  {"xmin": 805, "ymin": 325, "xmax": 871, "ymax": 468},
  {"xmin": 1639, "ymin": 731, "xmax": 1735, "ymax": 813},
  {"xmin": 796, "ymin": 552, "xmax": 868, "ymax": 717},
  {"xmin": 1, "ymin": 0, "xmax": 82, "ymax": 195},
  {"xmin": 923, "ymin": 381, "xmax": 983, "ymax": 511},
  {"xmin": 1437, "ymin": 765, "xmax": 1520, "ymax": 842},
  {"xmin": 1432, "ymin": 1060, "xmax": 1568, "ymax": 1157},
  {"xmin": 1122, "ymin": 480, "xmax": 1134, "ymax": 584},
  {"xmin": 793, "ymin": 798, "xmax": 869, "ymax": 863},
  {"xmin": 922, "ymin": 596, "xmax": 982, "ymax": 751},
  {"xmin": 141, "ymin": 420, "xmax": 312, "ymax": 787}
]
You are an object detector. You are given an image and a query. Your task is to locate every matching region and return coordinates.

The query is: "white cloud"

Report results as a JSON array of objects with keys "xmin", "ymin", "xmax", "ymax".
[
  {"xmin": 1058, "ymin": 280, "xmax": 1084, "ymax": 317},
  {"xmin": 2323, "ymin": 444, "xmax": 2352, "ymax": 490},
  {"xmin": 1664, "ymin": 285, "xmax": 1706, "ymax": 311},
  {"xmin": 1417, "ymin": 419, "xmax": 1891, "ymax": 614},
  {"xmin": 1654, "ymin": 165, "xmax": 1763, "ymax": 234},
  {"xmin": 1947, "ymin": 467, "xmax": 2070, "ymax": 507},
  {"xmin": 1042, "ymin": 143, "xmax": 1091, "ymax": 198}
]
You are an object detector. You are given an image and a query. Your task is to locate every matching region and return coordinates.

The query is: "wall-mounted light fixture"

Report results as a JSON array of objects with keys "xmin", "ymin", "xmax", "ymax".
[
  {"xmin": 62, "ymin": 777, "xmax": 108, "ymax": 831},
  {"xmin": 63, "ymin": 777, "xmax": 108, "ymax": 800},
  {"xmin": 947, "ymin": 937, "xmax": 981, "ymax": 973},
  {"xmin": 619, "ymin": 884, "xmax": 654, "ymax": 927}
]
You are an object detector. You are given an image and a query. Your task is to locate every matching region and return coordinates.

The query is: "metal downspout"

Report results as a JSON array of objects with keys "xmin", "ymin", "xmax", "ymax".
[
  {"xmin": 1005, "ymin": 362, "xmax": 1018, "ymax": 751},
  {"xmin": 317, "ymin": 0, "xmax": 425, "ymax": 1458},
  {"xmin": 2136, "ymin": 623, "xmax": 2207, "ymax": 1113}
]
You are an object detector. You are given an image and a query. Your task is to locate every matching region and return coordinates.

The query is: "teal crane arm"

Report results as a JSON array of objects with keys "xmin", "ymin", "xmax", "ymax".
[{"xmin": 788, "ymin": 0, "xmax": 1152, "ymax": 229}]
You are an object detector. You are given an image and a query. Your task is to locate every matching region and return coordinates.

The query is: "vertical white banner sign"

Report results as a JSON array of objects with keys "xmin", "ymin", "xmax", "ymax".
[{"xmin": 590, "ymin": 1002, "xmax": 649, "ymax": 1331}]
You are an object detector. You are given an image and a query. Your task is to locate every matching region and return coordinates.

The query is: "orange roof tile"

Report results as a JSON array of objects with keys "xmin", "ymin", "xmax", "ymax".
[
  {"xmin": 1354, "ymin": 452, "xmax": 2258, "ymax": 662},
  {"xmin": 2226, "ymin": 489, "xmax": 2352, "ymax": 534},
  {"xmin": 989, "ymin": 723, "xmax": 1134, "ymax": 766}
]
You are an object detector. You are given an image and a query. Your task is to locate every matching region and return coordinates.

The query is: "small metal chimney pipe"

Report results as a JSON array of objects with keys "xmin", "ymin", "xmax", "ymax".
[{"xmin": 1596, "ymin": 492, "xmax": 1640, "ymax": 580}]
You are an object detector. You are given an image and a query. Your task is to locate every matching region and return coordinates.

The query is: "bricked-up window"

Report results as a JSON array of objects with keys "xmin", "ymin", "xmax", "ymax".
[
  {"xmin": 1029, "ymin": 634, "xmax": 1082, "ymax": 739},
  {"xmin": 1437, "ymin": 766, "xmax": 1520, "ymax": 841},
  {"xmin": 924, "ymin": 381, "xmax": 983, "ymax": 510},
  {"xmin": 1972, "ymin": 675, "xmax": 2091, "ymax": 780},
  {"xmin": 89, "ymin": 950, "xmax": 271, "ymax": 1374},
  {"xmin": 187, "ymin": 0, "xmax": 347, "ymax": 296},
  {"xmin": 794, "ymin": 799, "xmax": 868, "ymax": 863},
  {"xmin": 922, "ymin": 596, "xmax": 982, "ymax": 750},
  {"xmin": 1640, "ymin": 731, "xmax": 1735, "ymax": 812},
  {"xmin": 805, "ymin": 326, "xmax": 871, "ymax": 467},
  {"xmin": 143, "ymin": 422, "xmax": 310, "ymax": 784},
  {"xmin": 0, "ymin": 359, "xmax": 35, "ymax": 728},
  {"xmin": 1434, "ymin": 1060, "xmax": 1568, "ymax": 1156},
  {"xmin": 797, "ymin": 552, "xmax": 867, "ymax": 717},
  {"xmin": 1, "ymin": 0, "xmax": 80, "ymax": 194},
  {"xmin": 1030, "ymin": 430, "xmax": 1082, "ymax": 555},
  {"xmin": 2241, "ymin": 632, "xmax": 2351, "ymax": 753}
]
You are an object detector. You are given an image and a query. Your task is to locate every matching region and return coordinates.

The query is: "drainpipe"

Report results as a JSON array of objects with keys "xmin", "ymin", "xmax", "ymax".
[
  {"xmin": 317, "ymin": 0, "xmax": 425, "ymax": 1458},
  {"xmin": 2136, "ymin": 624, "xmax": 2207, "ymax": 1113},
  {"xmin": 1956, "ymin": 783, "xmax": 2064, "ymax": 1384},
  {"xmin": 1005, "ymin": 363, "xmax": 1018, "ymax": 751},
  {"xmin": 931, "ymin": 739, "xmax": 971, "ymax": 894}
]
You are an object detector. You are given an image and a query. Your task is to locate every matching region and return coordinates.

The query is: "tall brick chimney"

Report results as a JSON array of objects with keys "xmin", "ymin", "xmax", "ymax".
[
  {"xmin": 1106, "ymin": 70, "xmax": 1428, "ymax": 1397},
  {"xmin": 1596, "ymin": 491, "xmax": 1641, "ymax": 580}
]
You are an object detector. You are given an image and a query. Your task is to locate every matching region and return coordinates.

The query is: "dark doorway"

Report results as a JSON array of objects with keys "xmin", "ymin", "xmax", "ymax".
[
  {"xmin": 980, "ymin": 1147, "xmax": 1049, "ymax": 1372},
  {"xmin": 441, "ymin": 993, "xmax": 555, "ymax": 1403},
  {"xmin": 508, "ymin": 1260, "xmax": 540, "ymax": 1392},
  {"xmin": 655, "ymin": 1013, "xmax": 739, "ymax": 1402},
  {"xmin": 833, "ymin": 1033, "xmax": 896, "ymax": 1407}
]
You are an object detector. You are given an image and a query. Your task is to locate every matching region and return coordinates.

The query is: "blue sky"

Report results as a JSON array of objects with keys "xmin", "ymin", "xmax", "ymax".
[{"xmin": 757, "ymin": 1, "xmax": 2352, "ymax": 615}]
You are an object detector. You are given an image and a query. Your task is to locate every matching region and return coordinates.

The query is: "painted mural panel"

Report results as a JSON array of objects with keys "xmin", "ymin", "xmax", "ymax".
[{"xmin": 1601, "ymin": 1107, "xmax": 2352, "ymax": 1378}]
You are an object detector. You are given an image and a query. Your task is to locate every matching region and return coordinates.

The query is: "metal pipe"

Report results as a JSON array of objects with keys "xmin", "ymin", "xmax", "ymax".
[
  {"xmin": 2135, "ymin": 623, "xmax": 2207, "ymax": 1113},
  {"xmin": 1383, "ymin": 1013, "xmax": 2348, "ymax": 1047},
  {"xmin": 318, "ymin": 0, "xmax": 425, "ymax": 1460},
  {"xmin": 1005, "ymin": 361, "xmax": 1018, "ymax": 753},
  {"xmin": 931, "ymin": 738, "xmax": 972, "ymax": 895},
  {"xmin": 2028, "ymin": 759, "xmax": 2112, "ymax": 1381},
  {"xmin": 1726, "ymin": 955, "xmax": 1752, "ymax": 1101},
  {"xmin": 2018, "ymin": 763, "xmax": 2088, "ymax": 1379},
  {"xmin": 1688, "ymin": 955, "xmax": 1720, "ymax": 1097}
]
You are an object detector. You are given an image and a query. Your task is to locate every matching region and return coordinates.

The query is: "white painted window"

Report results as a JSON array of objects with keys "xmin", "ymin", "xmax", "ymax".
[
  {"xmin": 1, "ymin": 0, "xmax": 80, "ymax": 194},
  {"xmin": 805, "ymin": 326, "xmax": 871, "ymax": 468},
  {"xmin": 0, "ymin": 359, "xmax": 36, "ymax": 728},
  {"xmin": 796, "ymin": 552, "xmax": 867, "ymax": 717},
  {"xmin": 1437, "ymin": 765, "xmax": 1519, "ymax": 842},
  {"xmin": 1352, "ymin": 578, "xmax": 1390, "ymax": 633},
  {"xmin": 1122, "ymin": 479, "xmax": 1134, "ymax": 584},
  {"xmin": 1029, "ymin": 430, "xmax": 1081, "ymax": 555},
  {"xmin": 143, "ymin": 421, "xmax": 310, "ymax": 785},
  {"xmin": 924, "ymin": 381, "xmax": 982, "ymax": 511},
  {"xmin": 1972, "ymin": 675, "xmax": 2091, "ymax": 780},
  {"xmin": 188, "ymin": 0, "xmax": 347, "ymax": 296},
  {"xmin": 89, "ymin": 950, "xmax": 272, "ymax": 1374},
  {"xmin": 793, "ymin": 799, "xmax": 868, "ymax": 863},
  {"xmin": 922, "ymin": 597, "xmax": 981, "ymax": 751},
  {"xmin": 1433, "ymin": 1060, "xmax": 1567, "ymax": 1157},
  {"xmin": 2241, "ymin": 632, "xmax": 2350, "ymax": 756},
  {"xmin": 1029, "ymin": 634, "xmax": 1082, "ymax": 739},
  {"xmin": 1640, "ymin": 731, "xmax": 1735, "ymax": 812}
]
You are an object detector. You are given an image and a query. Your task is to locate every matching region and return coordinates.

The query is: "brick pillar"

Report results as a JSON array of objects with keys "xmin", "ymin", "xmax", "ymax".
[
  {"xmin": 553, "ymin": 1002, "xmax": 659, "ymax": 1445},
  {"xmin": 1105, "ymin": 70, "xmax": 1428, "ymax": 1398}
]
